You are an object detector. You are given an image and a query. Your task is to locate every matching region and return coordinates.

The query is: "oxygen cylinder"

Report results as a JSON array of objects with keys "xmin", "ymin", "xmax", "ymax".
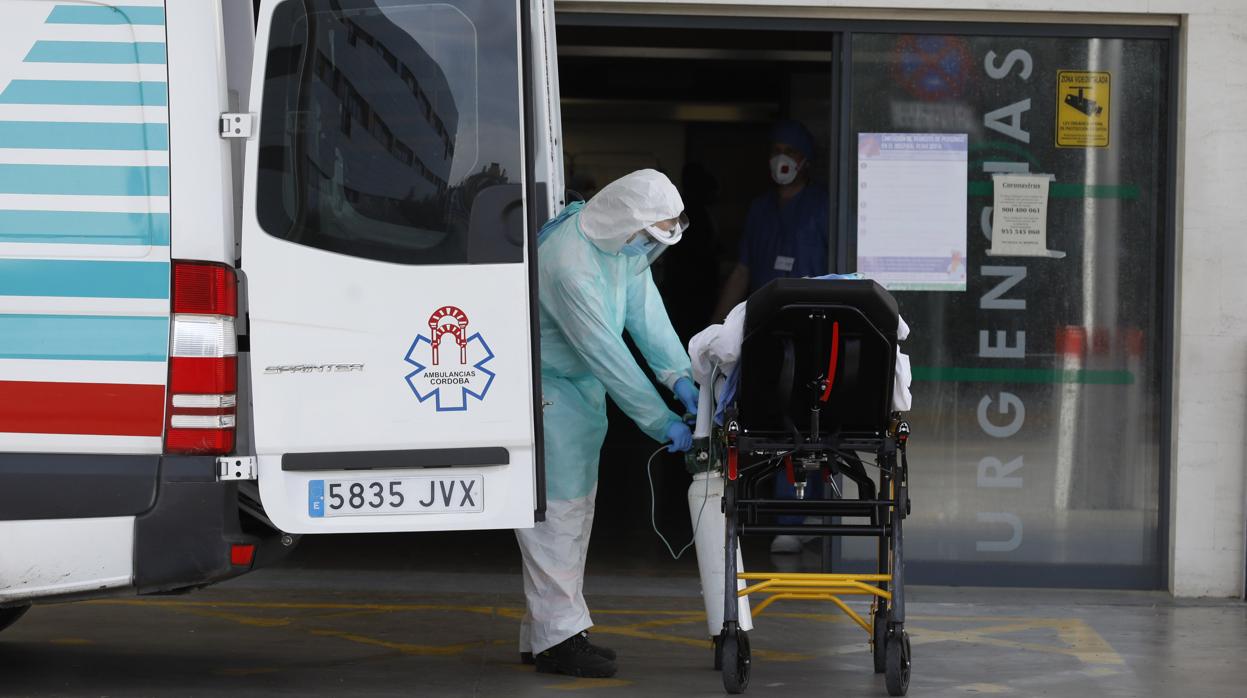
[{"xmin": 688, "ymin": 470, "xmax": 753, "ymax": 638}]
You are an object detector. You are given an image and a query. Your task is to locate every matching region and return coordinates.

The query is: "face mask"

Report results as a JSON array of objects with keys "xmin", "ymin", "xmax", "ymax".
[
  {"xmin": 770, "ymin": 154, "xmax": 802, "ymax": 186},
  {"xmin": 620, "ymin": 236, "xmax": 658, "ymax": 257}
]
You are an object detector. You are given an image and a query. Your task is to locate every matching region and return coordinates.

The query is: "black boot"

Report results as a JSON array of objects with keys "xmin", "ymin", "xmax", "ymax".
[
  {"xmin": 520, "ymin": 631, "xmax": 615, "ymax": 665},
  {"xmin": 532, "ymin": 633, "xmax": 618, "ymax": 678},
  {"xmin": 579, "ymin": 631, "xmax": 617, "ymax": 661}
]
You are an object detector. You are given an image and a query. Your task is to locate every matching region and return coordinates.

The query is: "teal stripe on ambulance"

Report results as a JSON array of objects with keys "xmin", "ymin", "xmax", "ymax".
[
  {"xmin": 0, "ymin": 314, "xmax": 167, "ymax": 362},
  {"xmin": 46, "ymin": 5, "xmax": 166, "ymax": 26},
  {"xmin": 0, "ymin": 259, "xmax": 169, "ymax": 299},
  {"xmin": 0, "ymin": 122, "xmax": 167, "ymax": 151},
  {"xmin": 25, "ymin": 41, "xmax": 166, "ymax": 65},
  {"xmin": 0, "ymin": 164, "xmax": 168, "ymax": 196},
  {"xmin": 0, "ymin": 80, "xmax": 167, "ymax": 106},
  {"xmin": 0, "ymin": 211, "xmax": 169, "ymax": 246}
]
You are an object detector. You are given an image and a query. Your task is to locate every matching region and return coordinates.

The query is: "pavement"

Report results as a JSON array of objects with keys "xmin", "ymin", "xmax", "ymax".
[{"xmin": 1, "ymin": 531, "xmax": 1242, "ymax": 697}]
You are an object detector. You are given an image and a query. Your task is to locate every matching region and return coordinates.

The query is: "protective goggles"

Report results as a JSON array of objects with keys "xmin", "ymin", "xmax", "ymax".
[{"xmin": 639, "ymin": 212, "xmax": 689, "ymax": 246}]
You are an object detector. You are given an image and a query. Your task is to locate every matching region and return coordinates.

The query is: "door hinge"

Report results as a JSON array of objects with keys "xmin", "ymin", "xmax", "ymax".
[
  {"xmin": 218, "ymin": 456, "xmax": 257, "ymax": 481},
  {"xmin": 220, "ymin": 113, "xmax": 255, "ymax": 139}
]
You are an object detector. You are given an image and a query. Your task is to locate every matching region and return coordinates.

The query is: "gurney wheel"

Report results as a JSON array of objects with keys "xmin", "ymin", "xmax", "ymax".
[
  {"xmin": 720, "ymin": 626, "xmax": 751, "ymax": 694},
  {"xmin": 871, "ymin": 606, "xmax": 887, "ymax": 674},
  {"xmin": 884, "ymin": 626, "xmax": 911, "ymax": 696},
  {"xmin": 713, "ymin": 634, "xmax": 723, "ymax": 670}
]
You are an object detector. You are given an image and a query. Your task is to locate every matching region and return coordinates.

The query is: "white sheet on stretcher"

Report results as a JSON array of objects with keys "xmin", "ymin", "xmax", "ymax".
[{"xmin": 688, "ymin": 300, "xmax": 912, "ymax": 439}]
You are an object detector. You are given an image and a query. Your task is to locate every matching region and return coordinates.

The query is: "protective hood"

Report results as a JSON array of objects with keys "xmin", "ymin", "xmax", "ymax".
[{"xmin": 578, "ymin": 169, "xmax": 685, "ymax": 255}]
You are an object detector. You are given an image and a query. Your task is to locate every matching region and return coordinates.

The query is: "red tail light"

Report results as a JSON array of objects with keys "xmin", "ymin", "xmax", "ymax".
[
  {"xmin": 173, "ymin": 262, "xmax": 237, "ymax": 315},
  {"xmin": 165, "ymin": 261, "xmax": 238, "ymax": 455}
]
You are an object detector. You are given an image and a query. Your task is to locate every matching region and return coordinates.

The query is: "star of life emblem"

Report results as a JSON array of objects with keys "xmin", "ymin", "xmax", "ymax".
[{"xmin": 404, "ymin": 306, "xmax": 496, "ymax": 412}]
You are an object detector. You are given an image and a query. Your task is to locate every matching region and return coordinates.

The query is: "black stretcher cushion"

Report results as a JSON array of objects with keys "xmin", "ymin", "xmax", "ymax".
[{"xmin": 738, "ymin": 278, "xmax": 899, "ymax": 438}]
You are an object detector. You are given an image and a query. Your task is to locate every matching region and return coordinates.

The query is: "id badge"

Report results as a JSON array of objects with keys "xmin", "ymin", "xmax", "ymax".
[{"xmin": 774, "ymin": 255, "xmax": 795, "ymax": 272}]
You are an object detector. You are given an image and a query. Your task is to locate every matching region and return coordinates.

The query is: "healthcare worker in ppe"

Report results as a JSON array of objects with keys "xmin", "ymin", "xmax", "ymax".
[{"xmin": 516, "ymin": 169, "xmax": 699, "ymax": 678}]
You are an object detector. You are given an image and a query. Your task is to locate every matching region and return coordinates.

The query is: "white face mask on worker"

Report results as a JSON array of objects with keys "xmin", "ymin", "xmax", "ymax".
[{"xmin": 769, "ymin": 154, "xmax": 802, "ymax": 185}]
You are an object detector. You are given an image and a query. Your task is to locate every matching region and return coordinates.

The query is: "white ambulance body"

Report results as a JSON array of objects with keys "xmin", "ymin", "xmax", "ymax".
[{"xmin": 0, "ymin": 0, "xmax": 561, "ymax": 623}]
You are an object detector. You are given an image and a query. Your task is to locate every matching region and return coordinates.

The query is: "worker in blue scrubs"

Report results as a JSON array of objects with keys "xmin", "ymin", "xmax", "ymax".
[
  {"xmin": 713, "ymin": 119, "xmax": 830, "ymax": 318},
  {"xmin": 713, "ymin": 120, "xmax": 830, "ymax": 553}
]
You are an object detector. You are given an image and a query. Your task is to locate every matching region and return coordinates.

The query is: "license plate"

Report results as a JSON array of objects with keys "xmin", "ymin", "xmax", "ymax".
[{"xmin": 308, "ymin": 475, "xmax": 483, "ymax": 518}]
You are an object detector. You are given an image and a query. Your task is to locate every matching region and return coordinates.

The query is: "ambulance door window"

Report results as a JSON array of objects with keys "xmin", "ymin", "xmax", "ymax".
[{"xmin": 255, "ymin": 0, "xmax": 524, "ymax": 265}]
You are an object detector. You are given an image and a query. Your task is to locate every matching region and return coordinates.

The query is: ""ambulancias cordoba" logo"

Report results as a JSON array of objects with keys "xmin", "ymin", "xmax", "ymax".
[{"xmin": 404, "ymin": 306, "xmax": 495, "ymax": 412}]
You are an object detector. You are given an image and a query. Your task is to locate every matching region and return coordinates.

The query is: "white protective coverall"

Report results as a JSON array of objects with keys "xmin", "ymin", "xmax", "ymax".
[{"xmin": 516, "ymin": 169, "xmax": 694, "ymax": 655}]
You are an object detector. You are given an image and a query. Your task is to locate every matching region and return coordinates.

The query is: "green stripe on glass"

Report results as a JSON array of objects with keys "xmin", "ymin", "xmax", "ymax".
[
  {"xmin": 967, "ymin": 182, "xmax": 1140, "ymax": 199},
  {"xmin": 912, "ymin": 366, "xmax": 1135, "ymax": 385}
]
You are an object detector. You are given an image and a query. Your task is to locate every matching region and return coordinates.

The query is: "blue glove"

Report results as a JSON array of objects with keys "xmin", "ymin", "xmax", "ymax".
[
  {"xmin": 665, "ymin": 420, "xmax": 693, "ymax": 453},
  {"xmin": 673, "ymin": 377, "xmax": 699, "ymax": 416}
]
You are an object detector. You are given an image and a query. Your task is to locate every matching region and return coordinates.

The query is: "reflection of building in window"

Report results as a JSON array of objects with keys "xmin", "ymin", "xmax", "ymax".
[
  {"xmin": 447, "ymin": 162, "xmax": 509, "ymax": 232},
  {"xmin": 305, "ymin": 0, "xmax": 460, "ymax": 216}
]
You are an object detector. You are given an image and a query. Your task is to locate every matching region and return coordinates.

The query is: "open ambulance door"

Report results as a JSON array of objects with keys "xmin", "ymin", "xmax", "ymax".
[{"xmin": 241, "ymin": 0, "xmax": 561, "ymax": 533}]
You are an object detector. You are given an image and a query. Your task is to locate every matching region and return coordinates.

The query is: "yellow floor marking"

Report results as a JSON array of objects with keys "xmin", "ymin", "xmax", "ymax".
[
  {"xmin": 88, "ymin": 598, "xmax": 696, "ymax": 618},
  {"xmin": 116, "ymin": 599, "xmax": 504, "ymax": 663},
  {"xmin": 493, "ymin": 607, "xmax": 526, "ymax": 621},
  {"xmin": 301, "ymin": 608, "xmax": 397, "ymax": 622},
  {"xmin": 49, "ymin": 638, "xmax": 92, "ymax": 646},
  {"xmin": 958, "ymin": 683, "xmax": 1014, "ymax": 693},
  {"xmin": 619, "ymin": 614, "xmax": 705, "ymax": 630},
  {"xmin": 816, "ymin": 641, "xmax": 874, "ymax": 657},
  {"xmin": 308, "ymin": 628, "xmax": 482, "ymax": 657},
  {"xmin": 588, "ymin": 608, "xmax": 718, "ymax": 617},
  {"xmin": 1054, "ymin": 618, "xmax": 1125, "ymax": 665},
  {"xmin": 589, "ymin": 624, "xmax": 810, "ymax": 663},
  {"xmin": 86, "ymin": 598, "xmax": 1123, "ymax": 667},
  {"xmin": 587, "ymin": 624, "xmax": 711, "ymax": 650},
  {"xmin": 545, "ymin": 678, "xmax": 633, "ymax": 690},
  {"xmin": 588, "ymin": 613, "xmax": 813, "ymax": 661},
  {"xmin": 946, "ymin": 621, "xmax": 1056, "ymax": 635},
  {"xmin": 83, "ymin": 599, "xmax": 1080, "ymax": 627},
  {"xmin": 88, "ymin": 599, "xmax": 509, "ymax": 616},
  {"xmin": 169, "ymin": 607, "xmax": 293, "ymax": 628},
  {"xmin": 91, "ymin": 599, "xmax": 724, "ymax": 642},
  {"xmin": 1082, "ymin": 666, "xmax": 1121, "ymax": 678},
  {"xmin": 806, "ymin": 615, "xmax": 1123, "ymax": 667},
  {"xmin": 905, "ymin": 614, "xmax": 1075, "ymax": 623},
  {"xmin": 906, "ymin": 620, "xmax": 1123, "ymax": 665}
]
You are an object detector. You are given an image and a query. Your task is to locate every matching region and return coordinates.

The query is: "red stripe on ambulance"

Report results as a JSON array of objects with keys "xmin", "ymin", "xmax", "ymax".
[{"xmin": 0, "ymin": 380, "xmax": 165, "ymax": 436}]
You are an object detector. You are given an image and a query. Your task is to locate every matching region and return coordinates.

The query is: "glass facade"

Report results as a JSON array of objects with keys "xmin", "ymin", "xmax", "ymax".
[{"xmin": 844, "ymin": 33, "xmax": 1171, "ymax": 586}]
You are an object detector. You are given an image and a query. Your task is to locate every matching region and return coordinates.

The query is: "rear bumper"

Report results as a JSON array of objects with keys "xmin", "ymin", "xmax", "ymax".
[
  {"xmin": 134, "ymin": 456, "xmax": 253, "ymax": 594},
  {"xmin": 0, "ymin": 452, "xmax": 293, "ymax": 599}
]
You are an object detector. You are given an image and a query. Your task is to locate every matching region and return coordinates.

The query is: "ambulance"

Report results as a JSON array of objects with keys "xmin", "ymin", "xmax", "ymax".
[{"xmin": 0, "ymin": 0, "xmax": 561, "ymax": 630}]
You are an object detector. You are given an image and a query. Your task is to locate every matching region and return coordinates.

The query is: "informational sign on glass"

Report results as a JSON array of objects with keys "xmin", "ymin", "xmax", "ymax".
[
  {"xmin": 856, "ymin": 133, "xmax": 968, "ymax": 291},
  {"xmin": 988, "ymin": 173, "xmax": 1065, "ymax": 258}
]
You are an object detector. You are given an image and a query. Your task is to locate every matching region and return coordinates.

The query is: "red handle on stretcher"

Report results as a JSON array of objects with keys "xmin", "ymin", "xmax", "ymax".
[{"xmin": 820, "ymin": 321, "xmax": 840, "ymax": 403}]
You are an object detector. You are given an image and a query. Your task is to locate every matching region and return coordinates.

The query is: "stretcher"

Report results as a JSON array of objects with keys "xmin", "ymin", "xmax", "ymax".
[{"xmin": 697, "ymin": 277, "xmax": 913, "ymax": 696}]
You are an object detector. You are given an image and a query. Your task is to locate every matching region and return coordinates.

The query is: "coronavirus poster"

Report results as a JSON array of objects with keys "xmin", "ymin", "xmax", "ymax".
[{"xmin": 856, "ymin": 132, "xmax": 969, "ymax": 291}]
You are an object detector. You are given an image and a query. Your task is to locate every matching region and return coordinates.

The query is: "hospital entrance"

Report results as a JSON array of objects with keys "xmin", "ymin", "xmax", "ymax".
[{"xmin": 551, "ymin": 13, "xmax": 1171, "ymax": 593}]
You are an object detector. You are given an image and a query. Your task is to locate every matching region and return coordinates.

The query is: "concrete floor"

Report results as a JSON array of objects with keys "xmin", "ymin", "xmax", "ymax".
[{"xmin": 2, "ymin": 542, "xmax": 1244, "ymax": 698}]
